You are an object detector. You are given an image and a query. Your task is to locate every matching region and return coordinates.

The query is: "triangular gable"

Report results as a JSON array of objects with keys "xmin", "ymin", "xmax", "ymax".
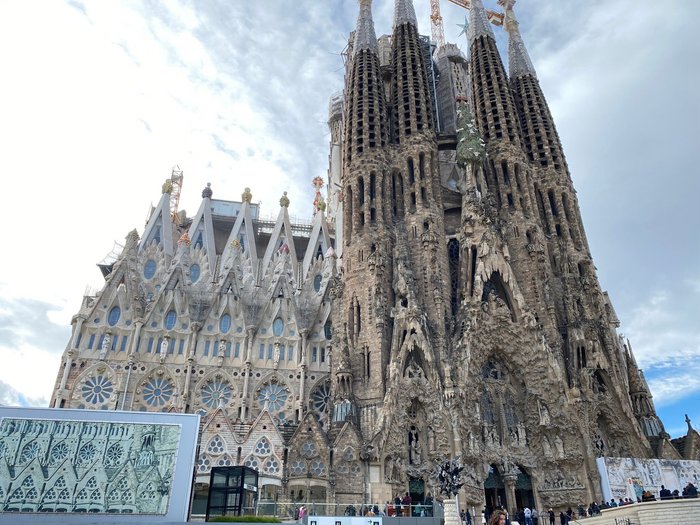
[
  {"xmin": 187, "ymin": 195, "xmax": 217, "ymax": 275},
  {"xmin": 332, "ymin": 420, "xmax": 363, "ymax": 450},
  {"xmin": 244, "ymin": 410, "xmax": 285, "ymax": 447},
  {"xmin": 141, "ymin": 192, "xmax": 175, "ymax": 256},
  {"xmin": 262, "ymin": 206, "xmax": 299, "ymax": 284},
  {"xmin": 220, "ymin": 200, "xmax": 259, "ymax": 279},
  {"xmin": 302, "ymin": 211, "xmax": 332, "ymax": 280},
  {"xmin": 201, "ymin": 407, "xmax": 238, "ymax": 443}
]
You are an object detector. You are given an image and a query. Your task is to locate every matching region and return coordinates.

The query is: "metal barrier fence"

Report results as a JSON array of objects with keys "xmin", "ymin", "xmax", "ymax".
[{"xmin": 254, "ymin": 502, "xmax": 439, "ymax": 519}]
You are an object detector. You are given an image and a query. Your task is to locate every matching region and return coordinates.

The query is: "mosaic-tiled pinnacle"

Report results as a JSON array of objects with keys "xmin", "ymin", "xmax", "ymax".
[
  {"xmin": 354, "ymin": 0, "xmax": 378, "ymax": 55},
  {"xmin": 502, "ymin": 0, "xmax": 537, "ymax": 78},
  {"xmin": 468, "ymin": 0, "xmax": 495, "ymax": 43},
  {"xmin": 394, "ymin": 0, "xmax": 418, "ymax": 28}
]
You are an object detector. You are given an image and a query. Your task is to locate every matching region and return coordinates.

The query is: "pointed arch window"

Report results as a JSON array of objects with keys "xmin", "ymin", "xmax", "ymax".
[
  {"xmin": 273, "ymin": 317, "xmax": 284, "ymax": 337},
  {"xmin": 220, "ymin": 314, "xmax": 232, "ymax": 333},
  {"xmin": 190, "ymin": 263, "xmax": 201, "ymax": 283},
  {"xmin": 313, "ymin": 274, "xmax": 323, "ymax": 293},
  {"xmin": 108, "ymin": 306, "xmax": 121, "ymax": 326},
  {"xmin": 144, "ymin": 260, "xmax": 157, "ymax": 280},
  {"xmin": 164, "ymin": 310, "xmax": 177, "ymax": 330}
]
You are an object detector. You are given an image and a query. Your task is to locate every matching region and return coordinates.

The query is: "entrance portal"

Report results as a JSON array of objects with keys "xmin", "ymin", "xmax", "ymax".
[
  {"xmin": 409, "ymin": 477, "xmax": 425, "ymax": 516},
  {"xmin": 514, "ymin": 467, "xmax": 534, "ymax": 510},
  {"xmin": 484, "ymin": 465, "xmax": 506, "ymax": 514}
]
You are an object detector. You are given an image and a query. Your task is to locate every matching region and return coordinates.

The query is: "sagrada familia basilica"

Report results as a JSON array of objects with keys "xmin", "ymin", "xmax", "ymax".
[{"xmin": 45, "ymin": 0, "xmax": 700, "ymax": 515}]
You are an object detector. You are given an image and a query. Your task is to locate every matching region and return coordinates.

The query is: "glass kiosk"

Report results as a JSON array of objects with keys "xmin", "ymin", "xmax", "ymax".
[{"xmin": 206, "ymin": 466, "xmax": 259, "ymax": 519}]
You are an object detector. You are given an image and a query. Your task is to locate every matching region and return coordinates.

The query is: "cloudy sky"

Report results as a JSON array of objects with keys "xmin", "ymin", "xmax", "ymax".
[{"xmin": 0, "ymin": 0, "xmax": 698, "ymax": 438}]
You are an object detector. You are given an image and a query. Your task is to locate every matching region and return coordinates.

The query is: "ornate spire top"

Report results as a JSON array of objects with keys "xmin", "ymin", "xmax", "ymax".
[
  {"xmin": 468, "ymin": 0, "xmax": 495, "ymax": 44},
  {"xmin": 687, "ymin": 414, "xmax": 694, "ymax": 432},
  {"xmin": 394, "ymin": 0, "xmax": 417, "ymax": 28},
  {"xmin": 499, "ymin": 0, "xmax": 537, "ymax": 79},
  {"xmin": 242, "ymin": 187, "xmax": 252, "ymax": 203},
  {"xmin": 279, "ymin": 191, "xmax": 290, "ymax": 208},
  {"xmin": 353, "ymin": 0, "xmax": 378, "ymax": 56},
  {"xmin": 312, "ymin": 176, "xmax": 326, "ymax": 214},
  {"xmin": 202, "ymin": 182, "xmax": 213, "ymax": 199}
]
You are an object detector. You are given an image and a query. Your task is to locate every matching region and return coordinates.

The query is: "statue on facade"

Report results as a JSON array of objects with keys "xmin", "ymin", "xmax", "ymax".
[{"xmin": 409, "ymin": 426, "xmax": 422, "ymax": 465}]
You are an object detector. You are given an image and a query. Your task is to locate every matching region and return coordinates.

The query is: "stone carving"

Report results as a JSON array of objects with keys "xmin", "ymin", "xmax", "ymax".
[
  {"xmin": 0, "ymin": 417, "xmax": 180, "ymax": 514},
  {"xmin": 409, "ymin": 426, "xmax": 422, "ymax": 465}
]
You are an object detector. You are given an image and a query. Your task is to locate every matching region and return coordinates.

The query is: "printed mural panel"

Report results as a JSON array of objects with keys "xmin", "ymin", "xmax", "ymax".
[
  {"xmin": 0, "ymin": 407, "xmax": 199, "ymax": 524},
  {"xmin": 596, "ymin": 456, "xmax": 700, "ymax": 502}
]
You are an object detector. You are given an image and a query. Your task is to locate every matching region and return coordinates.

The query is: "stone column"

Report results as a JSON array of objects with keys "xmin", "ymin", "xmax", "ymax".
[{"xmin": 503, "ymin": 473, "xmax": 517, "ymax": 515}]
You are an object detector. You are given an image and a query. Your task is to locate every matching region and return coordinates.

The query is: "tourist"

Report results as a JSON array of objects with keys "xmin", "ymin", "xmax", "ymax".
[
  {"xmin": 402, "ymin": 491, "xmax": 412, "ymax": 516},
  {"xmin": 465, "ymin": 508, "xmax": 472, "ymax": 525},
  {"xmin": 394, "ymin": 493, "xmax": 402, "ymax": 516},
  {"xmin": 298, "ymin": 505, "xmax": 306, "ymax": 523},
  {"xmin": 531, "ymin": 507, "xmax": 539, "ymax": 525},
  {"xmin": 548, "ymin": 508, "xmax": 555, "ymax": 525},
  {"xmin": 683, "ymin": 482, "xmax": 698, "ymax": 498},
  {"xmin": 659, "ymin": 485, "xmax": 672, "ymax": 500},
  {"xmin": 424, "ymin": 493, "xmax": 434, "ymax": 517},
  {"xmin": 487, "ymin": 509, "xmax": 507, "ymax": 525}
]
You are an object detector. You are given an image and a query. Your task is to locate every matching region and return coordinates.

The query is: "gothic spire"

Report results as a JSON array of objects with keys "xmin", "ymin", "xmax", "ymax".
[
  {"xmin": 393, "ymin": 0, "xmax": 417, "ymax": 28},
  {"xmin": 343, "ymin": 0, "xmax": 388, "ymax": 164},
  {"xmin": 500, "ymin": 0, "xmax": 537, "ymax": 79},
  {"xmin": 353, "ymin": 0, "xmax": 378, "ymax": 56},
  {"xmin": 468, "ymin": 0, "xmax": 495, "ymax": 44}
]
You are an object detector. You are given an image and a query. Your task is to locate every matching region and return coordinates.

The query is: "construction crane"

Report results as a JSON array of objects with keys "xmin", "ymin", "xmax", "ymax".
[
  {"xmin": 169, "ymin": 165, "xmax": 184, "ymax": 223},
  {"xmin": 430, "ymin": 0, "xmax": 504, "ymax": 48}
]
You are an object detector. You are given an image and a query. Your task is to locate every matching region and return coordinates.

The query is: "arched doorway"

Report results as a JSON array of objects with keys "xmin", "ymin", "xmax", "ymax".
[
  {"xmin": 515, "ymin": 466, "xmax": 535, "ymax": 510},
  {"xmin": 484, "ymin": 465, "xmax": 506, "ymax": 513}
]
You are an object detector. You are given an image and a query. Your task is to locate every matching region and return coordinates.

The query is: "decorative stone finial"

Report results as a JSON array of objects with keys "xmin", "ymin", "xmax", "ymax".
[
  {"xmin": 178, "ymin": 232, "xmax": 191, "ymax": 247},
  {"xmin": 162, "ymin": 179, "xmax": 173, "ymax": 194},
  {"xmin": 280, "ymin": 191, "xmax": 290, "ymax": 208},
  {"xmin": 686, "ymin": 414, "xmax": 694, "ymax": 432},
  {"xmin": 312, "ymin": 176, "xmax": 326, "ymax": 214},
  {"xmin": 242, "ymin": 187, "xmax": 252, "ymax": 203},
  {"xmin": 202, "ymin": 182, "xmax": 213, "ymax": 199}
]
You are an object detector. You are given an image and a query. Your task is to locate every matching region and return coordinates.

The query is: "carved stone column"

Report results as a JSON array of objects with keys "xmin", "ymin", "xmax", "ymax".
[{"xmin": 503, "ymin": 473, "xmax": 517, "ymax": 515}]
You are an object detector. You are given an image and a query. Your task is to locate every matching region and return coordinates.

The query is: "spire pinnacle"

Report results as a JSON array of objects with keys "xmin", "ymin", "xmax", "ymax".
[
  {"xmin": 499, "ymin": 0, "xmax": 537, "ymax": 79},
  {"xmin": 353, "ymin": 0, "xmax": 378, "ymax": 56},
  {"xmin": 468, "ymin": 0, "xmax": 495, "ymax": 44},
  {"xmin": 394, "ymin": 0, "xmax": 418, "ymax": 29}
]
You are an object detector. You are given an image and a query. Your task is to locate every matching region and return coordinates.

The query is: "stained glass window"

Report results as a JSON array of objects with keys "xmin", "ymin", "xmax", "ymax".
[
  {"xmin": 207, "ymin": 436, "xmax": 225, "ymax": 454},
  {"xmin": 301, "ymin": 441, "xmax": 317, "ymax": 458},
  {"xmin": 144, "ymin": 260, "xmax": 156, "ymax": 279},
  {"xmin": 273, "ymin": 317, "xmax": 284, "ymax": 336},
  {"xmin": 264, "ymin": 457, "xmax": 280, "ymax": 474},
  {"xmin": 257, "ymin": 383, "xmax": 287, "ymax": 412},
  {"xmin": 190, "ymin": 263, "xmax": 201, "ymax": 283},
  {"xmin": 81, "ymin": 375, "xmax": 114, "ymax": 405},
  {"xmin": 164, "ymin": 310, "xmax": 177, "ymax": 330},
  {"xmin": 310, "ymin": 460, "xmax": 326, "ymax": 476},
  {"xmin": 254, "ymin": 438, "xmax": 271, "ymax": 456},
  {"xmin": 201, "ymin": 379, "xmax": 232, "ymax": 409},
  {"xmin": 220, "ymin": 314, "xmax": 232, "ymax": 333},
  {"xmin": 244, "ymin": 455, "xmax": 259, "ymax": 470},
  {"xmin": 143, "ymin": 377, "xmax": 175, "ymax": 407},
  {"xmin": 108, "ymin": 306, "xmax": 121, "ymax": 326},
  {"xmin": 311, "ymin": 382, "xmax": 331, "ymax": 414},
  {"xmin": 290, "ymin": 460, "xmax": 306, "ymax": 476}
]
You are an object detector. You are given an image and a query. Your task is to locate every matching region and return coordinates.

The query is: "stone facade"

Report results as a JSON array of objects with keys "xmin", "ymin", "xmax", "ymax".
[{"xmin": 49, "ymin": 0, "xmax": 692, "ymax": 516}]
